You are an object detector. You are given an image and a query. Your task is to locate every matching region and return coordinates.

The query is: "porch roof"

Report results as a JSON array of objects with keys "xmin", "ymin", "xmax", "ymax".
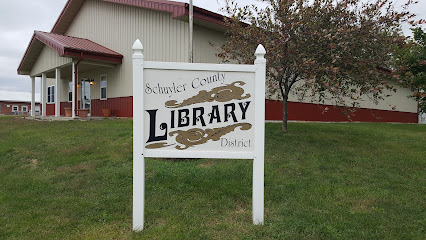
[{"xmin": 18, "ymin": 31, "xmax": 123, "ymax": 75}]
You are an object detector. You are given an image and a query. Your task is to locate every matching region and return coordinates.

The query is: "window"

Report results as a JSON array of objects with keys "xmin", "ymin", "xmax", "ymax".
[
  {"xmin": 100, "ymin": 75, "xmax": 107, "ymax": 100},
  {"xmin": 12, "ymin": 105, "xmax": 18, "ymax": 111},
  {"xmin": 22, "ymin": 106, "xmax": 28, "ymax": 112},
  {"xmin": 68, "ymin": 82, "xmax": 73, "ymax": 102},
  {"xmin": 47, "ymin": 86, "xmax": 55, "ymax": 104}
]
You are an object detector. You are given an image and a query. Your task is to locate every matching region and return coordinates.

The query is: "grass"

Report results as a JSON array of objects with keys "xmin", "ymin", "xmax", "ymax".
[{"xmin": 0, "ymin": 115, "xmax": 425, "ymax": 239}]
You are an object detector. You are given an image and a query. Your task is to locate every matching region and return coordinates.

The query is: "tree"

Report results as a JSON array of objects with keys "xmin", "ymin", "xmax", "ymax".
[
  {"xmin": 218, "ymin": 0, "xmax": 417, "ymax": 132},
  {"xmin": 393, "ymin": 27, "xmax": 426, "ymax": 114}
]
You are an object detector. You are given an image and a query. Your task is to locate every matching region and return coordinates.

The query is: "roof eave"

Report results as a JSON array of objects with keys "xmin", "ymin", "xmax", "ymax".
[
  {"xmin": 18, "ymin": 71, "xmax": 30, "ymax": 75},
  {"xmin": 63, "ymin": 48, "xmax": 123, "ymax": 64},
  {"xmin": 17, "ymin": 33, "xmax": 36, "ymax": 75},
  {"xmin": 185, "ymin": 5, "xmax": 227, "ymax": 28},
  {"xmin": 51, "ymin": 0, "xmax": 86, "ymax": 35}
]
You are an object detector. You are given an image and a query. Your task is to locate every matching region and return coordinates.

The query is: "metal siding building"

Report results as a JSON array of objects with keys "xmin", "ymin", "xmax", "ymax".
[{"xmin": 17, "ymin": 0, "xmax": 419, "ymax": 123}]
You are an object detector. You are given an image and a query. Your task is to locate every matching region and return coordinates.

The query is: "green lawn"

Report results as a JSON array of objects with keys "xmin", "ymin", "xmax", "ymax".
[{"xmin": 0, "ymin": 116, "xmax": 425, "ymax": 239}]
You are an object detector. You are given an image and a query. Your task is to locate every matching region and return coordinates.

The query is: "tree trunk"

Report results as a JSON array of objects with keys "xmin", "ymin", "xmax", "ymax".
[{"xmin": 282, "ymin": 96, "xmax": 288, "ymax": 133}]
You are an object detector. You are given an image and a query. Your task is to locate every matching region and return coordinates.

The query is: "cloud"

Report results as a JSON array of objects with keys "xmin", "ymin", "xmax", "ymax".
[{"xmin": 0, "ymin": 0, "xmax": 67, "ymax": 92}]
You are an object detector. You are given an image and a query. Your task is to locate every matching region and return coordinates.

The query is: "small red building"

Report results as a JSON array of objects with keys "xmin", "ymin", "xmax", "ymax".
[{"xmin": 0, "ymin": 90, "xmax": 40, "ymax": 115}]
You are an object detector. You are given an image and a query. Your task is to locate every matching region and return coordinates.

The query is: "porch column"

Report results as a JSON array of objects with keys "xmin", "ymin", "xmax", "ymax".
[
  {"xmin": 55, "ymin": 68, "xmax": 61, "ymax": 117},
  {"xmin": 31, "ymin": 76, "xmax": 35, "ymax": 117},
  {"xmin": 41, "ymin": 73, "xmax": 46, "ymax": 117},
  {"xmin": 72, "ymin": 62, "xmax": 76, "ymax": 118}
]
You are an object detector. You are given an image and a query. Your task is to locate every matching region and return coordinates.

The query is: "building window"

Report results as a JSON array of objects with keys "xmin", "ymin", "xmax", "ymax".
[
  {"xmin": 68, "ymin": 82, "xmax": 73, "ymax": 102},
  {"xmin": 47, "ymin": 86, "xmax": 55, "ymax": 104},
  {"xmin": 12, "ymin": 105, "xmax": 18, "ymax": 111},
  {"xmin": 22, "ymin": 106, "xmax": 28, "ymax": 112},
  {"xmin": 100, "ymin": 75, "xmax": 107, "ymax": 100}
]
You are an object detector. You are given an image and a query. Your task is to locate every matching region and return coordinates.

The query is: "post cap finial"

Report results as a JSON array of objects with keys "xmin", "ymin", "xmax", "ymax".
[
  {"xmin": 132, "ymin": 39, "xmax": 143, "ymax": 51},
  {"xmin": 255, "ymin": 44, "xmax": 266, "ymax": 57}
]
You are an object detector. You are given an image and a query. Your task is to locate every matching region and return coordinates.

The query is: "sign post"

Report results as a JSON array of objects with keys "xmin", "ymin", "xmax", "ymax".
[
  {"xmin": 132, "ymin": 40, "xmax": 145, "ymax": 231},
  {"xmin": 132, "ymin": 39, "xmax": 266, "ymax": 231},
  {"xmin": 253, "ymin": 44, "xmax": 266, "ymax": 224}
]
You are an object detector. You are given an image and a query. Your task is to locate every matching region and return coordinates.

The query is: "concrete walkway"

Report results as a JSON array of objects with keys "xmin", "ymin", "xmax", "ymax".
[{"xmin": 26, "ymin": 116, "xmax": 117, "ymax": 121}]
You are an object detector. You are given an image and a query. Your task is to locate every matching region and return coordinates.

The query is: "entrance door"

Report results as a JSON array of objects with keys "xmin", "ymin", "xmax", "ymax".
[{"xmin": 81, "ymin": 79, "xmax": 91, "ymax": 113}]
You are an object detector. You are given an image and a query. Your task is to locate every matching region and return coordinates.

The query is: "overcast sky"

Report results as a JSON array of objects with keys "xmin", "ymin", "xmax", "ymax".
[{"xmin": 0, "ymin": 0, "xmax": 424, "ymax": 93}]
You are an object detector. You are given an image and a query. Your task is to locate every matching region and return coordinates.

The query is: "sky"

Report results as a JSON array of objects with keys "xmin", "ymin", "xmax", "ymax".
[{"xmin": 0, "ymin": 0, "xmax": 424, "ymax": 93}]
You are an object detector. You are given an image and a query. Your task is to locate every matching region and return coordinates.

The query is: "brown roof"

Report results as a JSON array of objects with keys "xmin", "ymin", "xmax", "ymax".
[{"xmin": 18, "ymin": 31, "xmax": 123, "ymax": 75}]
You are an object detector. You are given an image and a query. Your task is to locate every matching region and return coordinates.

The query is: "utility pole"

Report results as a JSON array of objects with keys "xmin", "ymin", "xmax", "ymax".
[{"xmin": 189, "ymin": 0, "xmax": 194, "ymax": 63}]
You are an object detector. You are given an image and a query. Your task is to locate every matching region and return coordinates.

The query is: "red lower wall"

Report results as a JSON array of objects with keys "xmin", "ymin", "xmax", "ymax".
[
  {"xmin": 266, "ymin": 99, "xmax": 418, "ymax": 123},
  {"xmin": 47, "ymin": 97, "xmax": 133, "ymax": 117},
  {"xmin": 91, "ymin": 97, "xmax": 133, "ymax": 117},
  {"xmin": 45, "ymin": 97, "xmax": 417, "ymax": 123},
  {"xmin": 44, "ymin": 104, "xmax": 55, "ymax": 116}
]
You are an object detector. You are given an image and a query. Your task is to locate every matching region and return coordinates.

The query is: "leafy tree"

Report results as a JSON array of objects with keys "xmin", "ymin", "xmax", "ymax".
[
  {"xmin": 393, "ymin": 27, "xmax": 426, "ymax": 114},
  {"xmin": 218, "ymin": 0, "xmax": 417, "ymax": 132}
]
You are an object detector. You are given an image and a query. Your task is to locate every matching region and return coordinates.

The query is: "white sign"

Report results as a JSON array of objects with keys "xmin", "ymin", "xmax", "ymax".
[
  {"xmin": 132, "ymin": 40, "xmax": 266, "ymax": 231},
  {"xmin": 144, "ymin": 69, "xmax": 255, "ymax": 156}
]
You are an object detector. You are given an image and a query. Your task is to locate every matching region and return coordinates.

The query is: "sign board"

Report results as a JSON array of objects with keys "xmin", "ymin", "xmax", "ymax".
[
  {"xmin": 132, "ymin": 39, "xmax": 266, "ymax": 231},
  {"xmin": 144, "ymin": 67, "xmax": 255, "ymax": 158}
]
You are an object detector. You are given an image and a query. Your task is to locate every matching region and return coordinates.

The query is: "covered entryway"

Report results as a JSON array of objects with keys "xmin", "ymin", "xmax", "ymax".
[{"xmin": 17, "ymin": 31, "xmax": 123, "ymax": 118}]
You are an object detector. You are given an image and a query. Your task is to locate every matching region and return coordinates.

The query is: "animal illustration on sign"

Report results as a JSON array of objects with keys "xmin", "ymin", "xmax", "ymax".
[{"xmin": 145, "ymin": 81, "xmax": 253, "ymax": 150}]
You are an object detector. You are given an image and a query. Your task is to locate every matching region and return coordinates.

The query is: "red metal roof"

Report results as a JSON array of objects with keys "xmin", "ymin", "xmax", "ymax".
[
  {"xmin": 52, "ymin": 0, "xmax": 227, "ymax": 34},
  {"xmin": 34, "ymin": 31, "xmax": 122, "ymax": 57},
  {"xmin": 18, "ymin": 31, "xmax": 123, "ymax": 75}
]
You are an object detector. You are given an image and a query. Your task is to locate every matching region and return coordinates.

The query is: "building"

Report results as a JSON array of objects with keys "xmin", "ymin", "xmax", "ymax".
[
  {"xmin": 0, "ymin": 90, "xmax": 40, "ymax": 115},
  {"xmin": 17, "ymin": 0, "xmax": 420, "ymax": 123}
]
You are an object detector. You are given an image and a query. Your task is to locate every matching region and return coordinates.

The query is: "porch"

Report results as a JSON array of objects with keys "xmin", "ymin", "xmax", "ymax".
[
  {"xmin": 17, "ymin": 31, "xmax": 123, "ymax": 118},
  {"xmin": 34, "ymin": 61, "xmax": 119, "ymax": 118}
]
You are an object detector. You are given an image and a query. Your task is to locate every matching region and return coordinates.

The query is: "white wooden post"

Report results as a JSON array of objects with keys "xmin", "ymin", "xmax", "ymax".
[
  {"xmin": 253, "ymin": 44, "xmax": 266, "ymax": 225},
  {"xmin": 55, "ymin": 68, "xmax": 61, "ymax": 117},
  {"xmin": 41, "ymin": 73, "xmax": 46, "ymax": 117},
  {"xmin": 72, "ymin": 62, "xmax": 76, "ymax": 118},
  {"xmin": 31, "ymin": 76, "xmax": 35, "ymax": 117},
  {"xmin": 132, "ymin": 39, "xmax": 145, "ymax": 231}
]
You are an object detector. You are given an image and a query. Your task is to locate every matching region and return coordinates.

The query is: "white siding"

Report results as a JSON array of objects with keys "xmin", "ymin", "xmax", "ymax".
[
  {"xmin": 65, "ymin": 0, "xmax": 224, "ymax": 99},
  {"xmin": 59, "ymin": 77, "xmax": 72, "ymax": 104},
  {"xmin": 30, "ymin": 46, "xmax": 72, "ymax": 77},
  {"xmin": 193, "ymin": 25, "xmax": 225, "ymax": 63},
  {"xmin": 267, "ymin": 80, "xmax": 418, "ymax": 113}
]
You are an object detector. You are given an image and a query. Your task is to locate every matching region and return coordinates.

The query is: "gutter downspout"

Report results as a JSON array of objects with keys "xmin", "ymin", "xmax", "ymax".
[{"xmin": 74, "ymin": 53, "xmax": 83, "ymax": 116}]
